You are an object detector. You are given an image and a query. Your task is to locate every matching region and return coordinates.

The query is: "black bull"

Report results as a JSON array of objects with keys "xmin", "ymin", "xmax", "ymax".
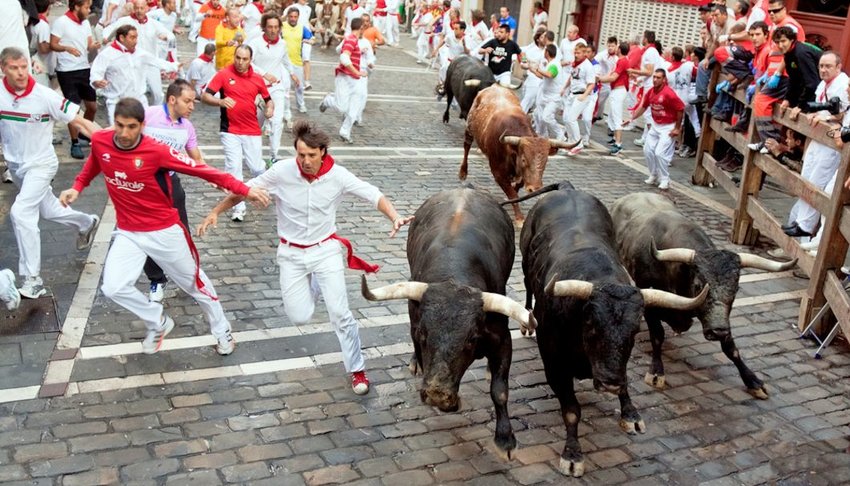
[
  {"xmin": 361, "ymin": 188, "xmax": 534, "ymax": 460},
  {"xmin": 520, "ymin": 185, "xmax": 708, "ymax": 477},
  {"xmin": 442, "ymin": 55, "xmax": 496, "ymax": 123}
]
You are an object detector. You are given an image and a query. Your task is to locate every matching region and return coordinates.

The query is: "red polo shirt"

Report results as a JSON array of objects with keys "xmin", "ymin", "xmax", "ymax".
[
  {"xmin": 641, "ymin": 84, "xmax": 685, "ymax": 125},
  {"xmin": 335, "ymin": 34, "xmax": 362, "ymax": 79},
  {"xmin": 611, "ymin": 57, "xmax": 630, "ymax": 90},
  {"xmin": 205, "ymin": 65, "xmax": 271, "ymax": 136}
]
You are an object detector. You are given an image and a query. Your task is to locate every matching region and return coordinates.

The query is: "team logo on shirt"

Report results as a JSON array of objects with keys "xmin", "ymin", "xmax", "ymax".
[
  {"xmin": 133, "ymin": 158, "xmax": 144, "ymax": 169},
  {"xmin": 102, "ymin": 153, "xmax": 111, "ymax": 163},
  {"xmin": 229, "ymin": 78, "xmax": 236, "ymax": 85},
  {"xmin": 104, "ymin": 171, "xmax": 144, "ymax": 192}
]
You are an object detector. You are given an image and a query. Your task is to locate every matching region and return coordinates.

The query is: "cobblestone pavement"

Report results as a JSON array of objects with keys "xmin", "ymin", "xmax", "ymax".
[{"xmin": 0, "ymin": 24, "xmax": 848, "ymax": 486}]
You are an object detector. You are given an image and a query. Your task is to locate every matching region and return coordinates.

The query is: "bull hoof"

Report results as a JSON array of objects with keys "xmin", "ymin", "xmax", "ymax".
[
  {"xmin": 408, "ymin": 357, "xmax": 421, "ymax": 376},
  {"xmin": 644, "ymin": 372, "xmax": 666, "ymax": 389},
  {"xmin": 619, "ymin": 417, "xmax": 646, "ymax": 435},
  {"xmin": 490, "ymin": 438, "xmax": 515, "ymax": 462},
  {"xmin": 558, "ymin": 457, "xmax": 585, "ymax": 477},
  {"xmin": 484, "ymin": 368, "xmax": 491, "ymax": 382},
  {"xmin": 458, "ymin": 170, "xmax": 467, "ymax": 181},
  {"xmin": 748, "ymin": 385, "xmax": 769, "ymax": 400}
]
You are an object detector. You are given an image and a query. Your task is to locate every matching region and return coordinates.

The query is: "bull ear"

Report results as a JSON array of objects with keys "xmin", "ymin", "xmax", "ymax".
[
  {"xmin": 480, "ymin": 292, "xmax": 537, "ymax": 336},
  {"xmin": 641, "ymin": 284, "xmax": 709, "ymax": 310},
  {"xmin": 737, "ymin": 253, "xmax": 798, "ymax": 272},
  {"xmin": 545, "ymin": 276, "xmax": 594, "ymax": 300},
  {"xmin": 360, "ymin": 275, "xmax": 428, "ymax": 302},
  {"xmin": 650, "ymin": 239, "xmax": 697, "ymax": 264}
]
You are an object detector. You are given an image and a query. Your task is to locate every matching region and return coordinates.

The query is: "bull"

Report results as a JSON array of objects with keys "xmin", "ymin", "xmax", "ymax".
[
  {"xmin": 520, "ymin": 183, "xmax": 708, "ymax": 477},
  {"xmin": 611, "ymin": 193, "xmax": 796, "ymax": 399},
  {"xmin": 361, "ymin": 187, "xmax": 534, "ymax": 460},
  {"xmin": 460, "ymin": 85, "xmax": 575, "ymax": 224},
  {"xmin": 442, "ymin": 56, "xmax": 495, "ymax": 123}
]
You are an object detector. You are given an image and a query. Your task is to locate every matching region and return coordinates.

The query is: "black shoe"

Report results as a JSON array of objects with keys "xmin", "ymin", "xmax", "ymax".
[
  {"xmin": 607, "ymin": 129, "xmax": 614, "ymax": 137},
  {"xmin": 784, "ymin": 223, "xmax": 812, "ymax": 238},
  {"xmin": 607, "ymin": 138, "xmax": 617, "ymax": 145},
  {"xmin": 70, "ymin": 143, "xmax": 85, "ymax": 159},
  {"xmin": 781, "ymin": 222, "xmax": 798, "ymax": 231}
]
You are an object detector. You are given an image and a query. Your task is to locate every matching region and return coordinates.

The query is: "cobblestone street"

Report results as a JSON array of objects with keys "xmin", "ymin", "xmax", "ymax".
[{"xmin": 0, "ymin": 26, "xmax": 848, "ymax": 486}]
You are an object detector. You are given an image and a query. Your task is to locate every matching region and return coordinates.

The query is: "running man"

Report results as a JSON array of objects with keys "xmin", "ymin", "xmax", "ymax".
[
  {"xmin": 198, "ymin": 120, "xmax": 413, "ymax": 395},
  {"xmin": 319, "ymin": 16, "xmax": 367, "ymax": 143},
  {"xmin": 59, "ymin": 97, "xmax": 270, "ymax": 355}
]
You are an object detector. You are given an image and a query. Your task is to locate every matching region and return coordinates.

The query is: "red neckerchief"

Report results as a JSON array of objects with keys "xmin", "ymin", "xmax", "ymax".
[
  {"xmin": 64, "ymin": 10, "xmax": 83, "ymax": 24},
  {"xmin": 255, "ymin": 1, "xmax": 264, "ymax": 13},
  {"xmin": 3, "ymin": 76, "xmax": 36, "ymax": 101},
  {"xmin": 225, "ymin": 64, "xmax": 254, "ymax": 78},
  {"xmin": 198, "ymin": 53, "xmax": 213, "ymax": 62},
  {"xmin": 572, "ymin": 59, "xmax": 581, "ymax": 68},
  {"xmin": 263, "ymin": 34, "xmax": 279, "ymax": 46},
  {"xmin": 351, "ymin": 4, "xmax": 360, "ymax": 10},
  {"xmin": 111, "ymin": 40, "xmax": 135, "ymax": 54},
  {"xmin": 820, "ymin": 76, "xmax": 837, "ymax": 102},
  {"xmin": 131, "ymin": 13, "xmax": 149, "ymax": 24},
  {"xmin": 668, "ymin": 60, "xmax": 683, "ymax": 72},
  {"xmin": 299, "ymin": 153, "xmax": 334, "ymax": 182},
  {"xmin": 38, "ymin": 14, "xmax": 48, "ymax": 24}
]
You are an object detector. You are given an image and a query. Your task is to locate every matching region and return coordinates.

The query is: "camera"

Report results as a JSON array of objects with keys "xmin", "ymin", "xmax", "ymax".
[
  {"xmin": 804, "ymin": 96, "xmax": 843, "ymax": 115},
  {"xmin": 841, "ymin": 126, "xmax": 850, "ymax": 144}
]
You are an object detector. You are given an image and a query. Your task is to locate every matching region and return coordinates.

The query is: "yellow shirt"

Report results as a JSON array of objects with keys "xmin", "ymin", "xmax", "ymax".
[
  {"xmin": 282, "ymin": 23, "xmax": 304, "ymax": 67},
  {"xmin": 215, "ymin": 24, "xmax": 245, "ymax": 70}
]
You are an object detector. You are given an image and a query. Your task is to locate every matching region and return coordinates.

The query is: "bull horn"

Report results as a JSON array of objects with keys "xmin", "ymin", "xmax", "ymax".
[
  {"xmin": 737, "ymin": 253, "xmax": 798, "ymax": 272},
  {"xmin": 548, "ymin": 139, "xmax": 580, "ymax": 149},
  {"xmin": 641, "ymin": 284, "xmax": 709, "ymax": 310},
  {"xmin": 499, "ymin": 132, "xmax": 521, "ymax": 146},
  {"xmin": 545, "ymin": 276, "xmax": 594, "ymax": 300},
  {"xmin": 464, "ymin": 79, "xmax": 482, "ymax": 87},
  {"xmin": 650, "ymin": 239, "xmax": 696, "ymax": 264},
  {"xmin": 481, "ymin": 292, "xmax": 537, "ymax": 336},
  {"xmin": 360, "ymin": 275, "xmax": 428, "ymax": 302}
]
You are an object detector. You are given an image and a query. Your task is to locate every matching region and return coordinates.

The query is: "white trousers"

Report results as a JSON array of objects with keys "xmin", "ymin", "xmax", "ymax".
[
  {"xmin": 607, "ymin": 87, "xmax": 627, "ymax": 132},
  {"xmin": 277, "ymin": 240, "xmax": 365, "ymax": 373},
  {"xmin": 324, "ymin": 74, "xmax": 362, "ymax": 139},
  {"xmin": 143, "ymin": 66, "xmax": 164, "ymax": 105},
  {"xmin": 581, "ymin": 92, "xmax": 598, "ymax": 144},
  {"xmin": 220, "ymin": 132, "xmax": 264, "ymax": 214},
  {"xmin": 563, "ymin": 92, "xmax": 591, "ymax": 143},
  {"xmin": 520, "ymin": 78, "xmax": 541, "ymax": 113},
  {"xmin": 8, "ymin": 162, "xmax": 94, "ymax": 278},
  {"xmin": 416, "ymin": 33, "xmax": 430, "ymax": 62},
  {"xmin": 258, "ymin": 88, "xmax": 288, "ymax": 160},
  {"xmin": 102, "ymin": 225, "xmax": 230, "ymax": 338},
  {"xmin": 807, "ymin": 170, "xmax": 840, "ymax": 246},
  {"xmin": 384, "ymin": 15, "xmax": 400, "ymax": 46},
  {"xmin": 685, "ymin": 104, "xmax": 701, "ymax": 137},
  {"xmin": 788, "ymin": 142, "xmax": 841, "ymax": 233},
  {"xmin": 494, "ymin": 72, "xmax": 511, "ymax": 86},
  {"xmin": 596, "ymin": 84, "xmax": 611, "ymax": 120},
  {"xmin": 291, "ymin": 65, "xmax": 306, "ymax": 111},
  {"xmin": 644, "ymin": 122, "xmax": 676, "ymax": 183},
  {"xmin": 534, "ymin": 96, "xmax": 562, "ymax": 140}
]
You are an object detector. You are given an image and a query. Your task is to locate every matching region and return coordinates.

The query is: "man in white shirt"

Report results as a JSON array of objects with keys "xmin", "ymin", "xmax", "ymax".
[
  {"xmin": 249, "ymin": 12, "xmax": 300, "ymax": 163},
  {"xmin": 593, "ymin": 36, "xmax": 619, "ymax": 124},
  {"xmin": 186, "ymin": 43, "xmax": 216, "ymax": 97},
  {"xmin": 559, "ymin": 24, "xmax": 585, "ymax": 67},
  {"xmin": 150, "ymin": 0, "xmax": 181, "ymax": 61},
  {"xmin": 433, "ymin": 20, "xmax": 467, "ymax": 94},
  {"xmin": 2, "ymin": 0, "xmax": 31, "ymax": 66},
  {"xmin": 90, "ymin": 24, "xmax": 179, "ymax": 125},
  {"xmin": 103, "ymin": 0, "xmax": 176, "ymax": 105},
  {"xmin": 344, "ymin": 0, "xmax": 364, "ymax": 35},
  {"xmin": 561, "ymin": 43, "xmax": 595, "ymax": 155},
  {"xmin": 198, "ymin": 120, "xmax": 413, "ymax": 396},
  {"xmin": 31, "ymin": 0, "xmax": 54, "ymax": 87},
  {"xmin": 382, "ymin": 0, "xmax": 401, "ymax": 47},
  {"xmin": 531, "ymin": 44, "xmax": 565, "ymax": 140},
  {"xmin": 241, "ymin": 0, "xmax": 264, "ymax": 41},
  {"xmin": 50, "ymin": 0, "xmax": 101, "ymax": 160},
  {"xmin": 0, "ymin": 47, "xmax": 100, "ymax": 299},
  {"xmin": 519, "ymin": 28, "xmax": 546, "ymax": 113}
]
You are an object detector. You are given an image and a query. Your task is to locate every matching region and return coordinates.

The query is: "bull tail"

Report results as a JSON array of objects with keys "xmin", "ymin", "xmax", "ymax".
[{"xmin": 499, "ymin": 181, "xmax": 574, "ymax": 206}]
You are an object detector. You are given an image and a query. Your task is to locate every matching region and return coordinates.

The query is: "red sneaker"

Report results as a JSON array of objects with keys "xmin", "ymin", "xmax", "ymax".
[{"xmin": 351, "ymin": 370, "xmax": 370, "ymax": 395}]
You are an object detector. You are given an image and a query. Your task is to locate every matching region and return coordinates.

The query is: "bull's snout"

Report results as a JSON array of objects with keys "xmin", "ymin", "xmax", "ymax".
[
  {"xmin": 592, "ymin": 379, "xmax": 623, "ymax": 395},
  {"xmin": 420, "ymin": 387, "xmax": 461, "ymax": 412},
  {"xmin": 524, "ymin": 182, "xmax": 541, "ymax": 194},
  {"xmin": 703, "ymin": 328, "xmax": 730, "ymax": 341}
]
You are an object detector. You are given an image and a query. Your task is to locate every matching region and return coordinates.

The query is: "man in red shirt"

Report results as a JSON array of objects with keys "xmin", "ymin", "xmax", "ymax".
[
  {"xmin": 626, "ymin": 69, "xmax": 685, "ymax": 190},
  {"xmin": 59, "ymin": 97, "xmax": 270, "ymax": 356},
  {"xmin": 318, "ymin": 17, "xmax": 366, "ymax": 143},
  {"xmin": 201, "ymin": 45, "xmax": 274, "ymax": 222}
]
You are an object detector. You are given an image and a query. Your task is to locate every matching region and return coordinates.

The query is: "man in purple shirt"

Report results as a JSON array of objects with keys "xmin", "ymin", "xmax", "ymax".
[{"xmin": 142, "ymin": 80, "xmax": 204, "ymax": 302}]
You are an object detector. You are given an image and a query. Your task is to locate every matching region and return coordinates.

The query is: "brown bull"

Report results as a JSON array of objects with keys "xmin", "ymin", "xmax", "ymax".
[{"xmin": 459, "ymin": 85, "xmax": 575, "ymax": 224}]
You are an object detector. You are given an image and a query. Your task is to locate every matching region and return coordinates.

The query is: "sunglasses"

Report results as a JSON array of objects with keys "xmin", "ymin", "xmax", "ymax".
[{"xmin": 767, "ymin": 7, "xmax": 784, "ymax": 14}]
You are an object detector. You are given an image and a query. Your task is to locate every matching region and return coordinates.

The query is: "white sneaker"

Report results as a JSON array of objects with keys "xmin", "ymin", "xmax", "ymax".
[
  {"xmin": 767, "ymin": 248, "xmax": 788, "ymax": 259},
  {"xmin": 0, "ymin": 269, "xmax": 21, "ymax": 310},
  {"xmin": 142, "ymin": 314, "xmax": 174, "ymax": 354},
  {"xmin": 149, "ymin": 282, "xmax": 166, "ymax": 303},
  {"xmin": 658, "ymin": 179, "xmax": 670, "ymax": 190},
  {"xmin": 216, "ymin": 332, "xmax": 236, "ymax": 356},
  {"xmin": 19, "ymin": 276, "xmax": 46, "ymax": 299},
  {"xmin": 644, "ymin": 175, "xmax": 659, "ymax": 185},
  {"xmin": 298, "ymin": 104, "xmax": 308, "ymax": 113},
  {"xmin": 231, "ymin": 209, "xmax": 245, "ymax": 222},
  {"xmin": 77, "ymin": 215, "xmax": 100, "ymax": 251},
  {"xmin": 634, "ymin": 137, "xmax": 645, "ymax": 147},
  {"xmin": 2, "ymin": 168, "xmax": 12, "ymax": 183}
]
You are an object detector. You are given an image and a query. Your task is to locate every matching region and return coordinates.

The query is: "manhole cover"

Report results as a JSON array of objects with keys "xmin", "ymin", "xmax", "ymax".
[{"xmin": 0, "ymin": 296, "xmax": 61, "ymax": 335}]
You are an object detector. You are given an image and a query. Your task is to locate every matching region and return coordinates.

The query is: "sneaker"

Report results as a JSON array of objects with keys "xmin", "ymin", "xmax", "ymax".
[
  {"xmin": 70, "ymin": 143, "xmax": 85, "ymax": 160},
  {"xmin": 216, "ymin": 331, "xmax": 236, "ymax": 356},
  {"xmin": 231, "ymin": 209, "xmax": 245, "ymax": 222},
  {"xmin": 644, "ymin": 175, "xmax": 658, "ymax": 185},
  {"xmin": 634, "ymin": 137, "xmax": 645, "ymax": 147},
  {"xmin": 319, "ymin": 97, "xmax": 328, "ymax": 113},
  {"xmin": 609, "ymin": 144, "xmax": 623, "ymax": 155},
  {"xmin": 2, "ymin": 168, "xmax": 11, "ymax": 183},
  {"xmin": 682, "ymin": 147, "xmax": 696, "ymax": 158},
  {"xmin": 340, "ymin": 134, "xmax": 353, "ymax": 144},
  {"xmin": 298, "ymin": 104, "xmax": 308, "ymax": 113},
  {"xmin": 351, "ymin": 370, "xmax": 370, "ymax": 395},
  {"xmin": 19, "ymin": 276, "xmax": 46, "ymax": 299},
  {"xmin": 747, "ymin": 142, "xmax": 763, "ymax": 152},
  {"xmin": 149, "ymin": 282, "xmax": 166, "ymax": 303},
  {"xmin": 77, "ymin": 215, "xmax": 100, "ymax": 251},
  {"xmin": 567, "ymin": 143, "xmax": 584, "ymax": 156},
  {"xmin": 759, "ymin": 146, "xmax": 769, "ymax": 154},
  {"xmin": 0, "ymin": 269, "xmax": 20, "ymax": 310},
  {"xmin": 767, "ymin": 247, "xmax": 789, "ymax": 259},
  {"xmin": 142, "ymin": 314, "xmax": 175, "ymax": 354},
  {"xmin": 304, "ymin": 81, "xmax": 312, "ymax": 91},
  {"xmin": 658, "ymin": 179, "xmax": 670, "ymax": 190},
  {"xmin": 607, "ymin": 138, "xmax": 617, "ymax": 145},
  {"xmin": 77, "ymin": 134, "xmax": 91, "ymax": 147}
]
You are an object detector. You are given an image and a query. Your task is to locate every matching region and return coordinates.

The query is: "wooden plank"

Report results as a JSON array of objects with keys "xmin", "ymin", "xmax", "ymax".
[
  {"xmin": 822, "ymin": 270, "xmax": 850, "ymax": 340},
  {"xmin": 752, "ymin": 154, "xmax": 830, "ymax": 214},
  {"xmin": 772, "ymin": 108, "xmax": 841, "ymax": 148},
  {"xmin": 709, "ymin": 118, "xmax": 749, "ymax": 156},
  {"xmin": 746, "ymin": 197, "xmax": 815, "ymax": 276},
  {"xmin": 701, "ymin": 152, "xmax": 739, "ymax": 200},
  {"xmin": 731, "ymin": 112, "xmax": 762, "ymax": 246},
  {"xmin": 692, "ymin": 113, "xmax": 718, "ymax": 186},
  {"xmin": 840, "ymin": 206, "xmax": 850, "ymax": 244}
]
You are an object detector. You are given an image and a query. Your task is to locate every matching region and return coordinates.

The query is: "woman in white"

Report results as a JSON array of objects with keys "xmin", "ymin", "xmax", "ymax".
[
  {"xmin": 530, "ymin": 2, "xmax": 548, "ymax": 31},
  {"xmin": 519, "ymin": 28, "xmax": 546, "ymax": 113}
]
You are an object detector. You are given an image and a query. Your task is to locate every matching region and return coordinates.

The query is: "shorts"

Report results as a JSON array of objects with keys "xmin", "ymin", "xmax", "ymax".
[{"xmin": 56, "ymin": 69, "xmax": 97, "ymax": 104}]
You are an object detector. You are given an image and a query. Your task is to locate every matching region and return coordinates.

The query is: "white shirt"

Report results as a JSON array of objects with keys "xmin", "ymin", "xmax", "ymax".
[
  {"xmin": 286, "ymin": 3, "xmax": 313, "ymax": 28},
  {"xmin": 568, "ymin": 58, "xmax": 595, "ymax": 94},
  {"xmin": 358, "ymin": 38, "xmax": 375, "ymax": 73},
  {"xmin": 242, "ymin": 2, "xmax": 263, "ymax": 41},
  {"xmin": 0, "ymin": 82, "xmax": 79, "ymax": 168},
  {"xmin": 187, "ymin": 56, "xmax": 216, "ymax": 96},
  {"xmin": 344, "ymin": 5, "xmax": 363, "ymax": 34},
  {"xmin": 640, "ymin": 45, "xmax": 663, "ymax": 89},
  {"xmin": 0, "ymin": 0, "xmax": 29, "ymax": 63},
  {"xmin": 444, "ymin": 32, "xmax": 466, "ymax": 59},
  {"xmin": 103, "ymin": 15, "xmax": 175, "ymax": 66},
  {"xmin": 539, "ymin": 59, "xmax": 563, "ymax": 100},
  {"xmin": 149, "ymin": 8, "xmax": 178, "ymax": 33},
  {"xmin": 559, "ymin": 37, "xmax": 586, "ymax": 65},
  {"xmin": 814, "ymin": 73, "xmax": 850, "ymax": 120},
  {"xmin": 247, "ymin": 159, "xmax": 383, "ymax": 244},
  {"xmin": 248, "ymin": 37, "xmax": 295, "ymax": 92},
  {"xmin": 99, "ymin": 0, "xmax": 126, "ymax": 26},
  {"xmin": 51, "ymin": 14, "xmax": 93, "ymax": 72},
  {"xmin": 668, "ymin": 60, "xmax": 694, "ymax": 103},
  {"xmin": 31, "ymin": 19, "xmax": 55, "ymax": 75},
  {"xmin": 532, "ymin": 10, "xmax": 548, "ymax": 31},
  {"xmin": 522, "ymin": 43, "xmax": 543, "ymax": 87},
  {"xmin": 89, "ymin": 43, "xmax": 177, "ymax": 101},
  {"xmin": 594, "ymin": 50, "xmax": 617, "ymax": 78},
  {"xmin": 465, "ymin": 20, "xmax": 490, "ymax": 54}
]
